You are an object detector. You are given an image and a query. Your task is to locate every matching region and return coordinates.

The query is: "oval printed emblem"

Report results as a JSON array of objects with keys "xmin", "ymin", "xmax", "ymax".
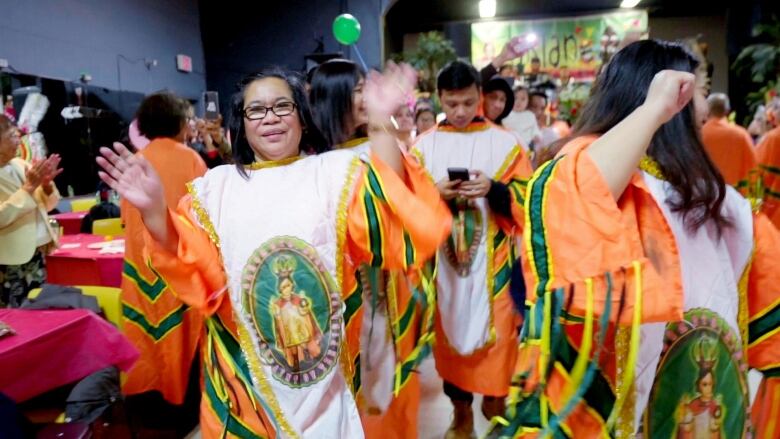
[
  {"xmin": 444, "ymin": 200, "xmax": 483, "ymax": 276},
  {"xmin": 643, "ymin": 308, "xmax": 750, "ymax": 438},
  {"xmin": 241, "ymin": 237, "xmax": 342, "ymax": 388}
]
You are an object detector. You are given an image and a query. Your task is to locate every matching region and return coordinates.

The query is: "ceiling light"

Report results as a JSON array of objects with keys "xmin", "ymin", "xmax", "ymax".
[
  {"xmin": 479, "ymin": 0, "xmax": 496, "ymax": 18},
  {"xmin": 620, "ymin": 0, "xmax": 641, "ymax": 8}
]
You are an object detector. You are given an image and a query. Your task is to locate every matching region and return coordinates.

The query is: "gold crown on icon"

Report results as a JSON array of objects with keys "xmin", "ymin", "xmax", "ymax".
[
  {"xmin": 692, "ymin": 336, "xmax": 719, "ymax": 371},
  {"xmin": 271, "ymin": 255, "xmax": 297, "ymax": 278}
]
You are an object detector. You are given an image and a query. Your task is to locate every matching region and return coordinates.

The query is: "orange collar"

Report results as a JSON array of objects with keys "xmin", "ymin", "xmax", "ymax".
[{"xmin": 437, "ymin": 117, "xmax": 491, "ymax": 133}]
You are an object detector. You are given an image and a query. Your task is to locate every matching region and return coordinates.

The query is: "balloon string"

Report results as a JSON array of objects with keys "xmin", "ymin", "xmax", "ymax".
[{"xmin": 352, "ymin": 45, "xmax": 369, "ymax": 72}]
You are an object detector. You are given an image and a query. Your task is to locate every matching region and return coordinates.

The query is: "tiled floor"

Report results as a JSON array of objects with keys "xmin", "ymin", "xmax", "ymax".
[{"xmin": 417, "ymin": 357, "xmax": 491, "ymax": 439}]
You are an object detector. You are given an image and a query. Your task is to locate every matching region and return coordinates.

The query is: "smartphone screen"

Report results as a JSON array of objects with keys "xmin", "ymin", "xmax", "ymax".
[
  {"xmin": 204, "ymin": 91, "xmax": 220, "ymax": 120},
  {"xmin": 447, "ymin": 167, "xmax": 470, "ymax": 182}
]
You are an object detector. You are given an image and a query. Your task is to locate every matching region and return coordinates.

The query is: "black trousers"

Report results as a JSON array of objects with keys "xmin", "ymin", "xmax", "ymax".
[
  {"xmin": 443, "ymin": 380, "xmax": 474, "ymax": 404},
  {"xmin": 443, "ymin": 380, "xmax": 508, "ymax": 404}
]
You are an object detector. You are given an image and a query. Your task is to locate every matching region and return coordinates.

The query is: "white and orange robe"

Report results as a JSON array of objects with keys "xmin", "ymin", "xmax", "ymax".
[
  {"xmin": 413, "ymin": 117, "xmax": 533, "ymax": 397},
  {"xmin": 145, "ymin": 148, "xmax": 451, "ymax": 438}
]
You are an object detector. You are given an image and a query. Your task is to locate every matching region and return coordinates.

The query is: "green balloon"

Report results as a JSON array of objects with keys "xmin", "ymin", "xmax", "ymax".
[{"xmin": 333, "ymin": 14, "xmax": 361, "ymax": 45}]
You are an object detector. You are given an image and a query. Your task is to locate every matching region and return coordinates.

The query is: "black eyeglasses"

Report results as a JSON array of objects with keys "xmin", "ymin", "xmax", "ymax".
[{"xmin": 243, "ymin": 102, "xmax": 297, "ymax": 121}]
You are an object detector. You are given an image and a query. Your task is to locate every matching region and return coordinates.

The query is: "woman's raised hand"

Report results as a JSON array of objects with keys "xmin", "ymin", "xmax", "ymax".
[
  {"xmin": 40, "ymin": 154, "xmax": 63, "ymax": 186},
  {"xmin": 96, "ymin": 142, "xmax": 165, "ymax": 216},
  {"xmin": 643, "ymin": 69, "xmax": 697, "ymax": 126},
  {"xmin": 23, "ymin": 159, "xmax": 49, "ymax": 193},
  {"xmin": 364, "ymin": 61, "xmax": 417, "ymax": 124}
]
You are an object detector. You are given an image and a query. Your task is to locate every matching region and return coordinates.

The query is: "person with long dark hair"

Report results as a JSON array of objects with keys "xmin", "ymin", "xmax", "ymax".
[
  {"xmin": 309, "ymin": 59, "xmax": 367, "ymax": 149},
  {"xmin": 310, "ymin": 58, "xmax": 433, "ymax": 439},
  {"xmin": 414, "ymin": 59, "xmax": 533, "ymax": 438},
  {"xmin": 482, "ymin": 75, "xmax": 514, "ymax": 126},
  {"xmin": 96, "ymin": 64, "xmax": 451, "ymax": 438},
  {"xmin": 491, "ymin": 40, "xmax": 780, "ymax": 439}
]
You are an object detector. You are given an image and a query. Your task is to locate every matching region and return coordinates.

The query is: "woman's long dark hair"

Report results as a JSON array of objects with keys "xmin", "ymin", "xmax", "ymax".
[
  {"xmin": 572, "ymin": 39, "xmax": 729, "ymax": 233},
  {"xmin": 309, "ymin": 59, "xmax": 366, "ymax": 147},
  {"xmin": 229, "ymin": 67, "xmax": 327, "ymax": 179}
]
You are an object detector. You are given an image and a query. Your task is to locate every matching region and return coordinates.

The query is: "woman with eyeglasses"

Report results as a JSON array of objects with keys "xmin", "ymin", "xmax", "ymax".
[
  {"xmin": 0, "ymin": 115, "xmax": 62, "ymax": 307},
  {"xmin": 309, "ymin": 59, "xmax": 432, "ymax": 439},
  {"xmin": 97, "ymin": 64, "xmax": 451, "ymax": 438}
]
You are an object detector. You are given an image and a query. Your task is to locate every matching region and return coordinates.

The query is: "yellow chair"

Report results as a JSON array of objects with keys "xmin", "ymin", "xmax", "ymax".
[
  {"xmin": 27, "ymin": 285, "xmax": 123, "ymax": 330},
  {"xmin": 92, "ymin": 218, "xmax": 124, "ymax": 237},
  {"xmin": 70, "ymin": 197, "xmax": 97, "ymax": 212}
]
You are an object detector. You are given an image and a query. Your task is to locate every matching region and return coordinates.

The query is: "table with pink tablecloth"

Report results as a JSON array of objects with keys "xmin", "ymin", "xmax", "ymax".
[
  {"xmin": 46, "ymin": 234, "xmax": 124, "ymax": 287},
  {"xmin": 0, "ymin": 309, "xmax": 138, "ymax": 402},
  {"xmin": 52, "ymin": 212, "xmax": 88, "ymax": 235}
]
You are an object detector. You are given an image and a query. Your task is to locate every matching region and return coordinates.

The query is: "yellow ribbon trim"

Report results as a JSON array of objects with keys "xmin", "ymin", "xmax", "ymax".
[
  {"xmin": 608, "ymin": 260, "xmax": 643, "ymax": 433},
  {"xmin": 485, "ymin": 217, "xmax": 498, "ymax": 346},
  {"xmin": 738, "ymin": 250, "xmax": 753, "ymax": 362},
  {"xmin": 540, "ymin": 289, "xmax": 552, "ymax": 428},
  {"xmin": 565, "ymin": 278, "xmax": 594, "ymax": 401},
  {"xmin": 493, "ymin": 144, "xmax": 523, "ymax": 180},
  {"xmin": 235, "ymin": 322, "xmax": 299, "ymax": 439},
  {"xmin": 186, "ymin": 182, "xmax": 221, "ymax": 248},
  {"xmin": 245, "ymin": 155, "xmax": 302, "ymax": 170},
  {"xmin": 336, "ymin": 156, "xmax": 362, "ymax": 394},
  {"xmin": 638, "ymin": 156, "xmax": 664, "ymax": 180}
]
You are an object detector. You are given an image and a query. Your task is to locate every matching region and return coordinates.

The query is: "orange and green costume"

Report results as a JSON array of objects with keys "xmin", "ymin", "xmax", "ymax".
[
  {"xmin": 120, "ymin": 137, "xmax": 207, "ymax": 403},
  {"xmin": 491, "ymin": 136, "xmax": 780, "ymax": 438}
]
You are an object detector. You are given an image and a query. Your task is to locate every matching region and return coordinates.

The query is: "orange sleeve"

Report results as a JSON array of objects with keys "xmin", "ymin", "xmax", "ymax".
[
  {"xmin": 523, "ymin": 138, "xmax": 681, "ymax": 325},
  {"xmin": 144, "ymin": 195, "xmax": 227, "ymax": 316},
  {"xmin": 747, "ymin": 213, "xmax": 780, "ymax": 439},
  {"xmin": 494, "ymin": 146, "xmax": 533, "ymax": 235},
  {"xmin": 740, "ymin": 131, "xmax": 758, "ymax": 183},
  {"xmin": 346, "ymin": 149, "xmax": 452, "ymax": 271},
  {"xmin": 757, "ymin": 132, "xmax": 780, "ymax": 224},
  {"xmin": 193, "ymin": 152, "xmax": 208, "ymax": 177}
]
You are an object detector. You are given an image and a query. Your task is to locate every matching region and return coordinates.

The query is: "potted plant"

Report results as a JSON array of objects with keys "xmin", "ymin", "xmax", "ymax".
[
  {"xmin": 732, "ymin": 18, "xmax": 780, "ymax": 122},
  {"xmin": 392, "ymin": 31, "xmax": 458, "ymax": 96}
]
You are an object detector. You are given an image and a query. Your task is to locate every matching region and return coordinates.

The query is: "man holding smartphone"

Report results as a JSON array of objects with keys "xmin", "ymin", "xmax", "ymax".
[{"xmin": 412, "ymin": 60, "xmax": 532, "ymax": 439}]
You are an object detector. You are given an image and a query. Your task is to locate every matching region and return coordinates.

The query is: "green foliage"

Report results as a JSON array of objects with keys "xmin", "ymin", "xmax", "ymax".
[
  {"xmin": 392, "ymin": 31, "xmax": 457, "ymax": 93},
  {"xmin": 732, "ymin": 17, "xmax": 780, "ymax": 119}
]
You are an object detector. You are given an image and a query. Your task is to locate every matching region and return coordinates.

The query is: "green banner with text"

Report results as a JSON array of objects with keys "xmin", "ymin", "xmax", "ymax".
[{"xmin": 471, "ymin": 10, "xmax": 648, "ymax": 76}]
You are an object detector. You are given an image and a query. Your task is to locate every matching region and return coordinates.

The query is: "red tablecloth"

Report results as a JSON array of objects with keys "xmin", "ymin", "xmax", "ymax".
[
  {"xmin": 0, "ymin": 309, "xmax": 139, "ymax": 402},
  {"xmin": 46, "ymin": 234, "xmax": 124, "ymax": 287},
  {"xmin": 52, "ymin": 212, "xmax": 87, "ymax": 235}
]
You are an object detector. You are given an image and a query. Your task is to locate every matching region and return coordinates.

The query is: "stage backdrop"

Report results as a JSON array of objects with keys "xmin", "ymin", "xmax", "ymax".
[{"xmin": 471, "ymin": 9, "xmax": 648, "ymax": 77}]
